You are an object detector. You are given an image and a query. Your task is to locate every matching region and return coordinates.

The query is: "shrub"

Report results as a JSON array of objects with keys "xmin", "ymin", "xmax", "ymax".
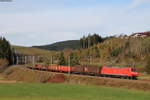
[
  {"xmin": 110, "ymin": 47, "xmax": 123, "ymax": 57},
  {"xmin": 0, "ymin": 59, "xmax": 9, "ymax": 72},
  {"xmin": 125, "ymin": 51, "xmax": 136, "ymax": 58}
]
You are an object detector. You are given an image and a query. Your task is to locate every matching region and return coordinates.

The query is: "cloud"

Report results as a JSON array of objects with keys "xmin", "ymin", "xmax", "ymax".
[
  {"xmin": 1, "ymin": 3, "xmax": 150, "ymax": 46},
  {"xmin": 0, "ymin": 7, "xmax": 107, "ymax": 46},
  {"xmin": 130, "ymin": 0, "xmax": 150, "ymax": 8}
]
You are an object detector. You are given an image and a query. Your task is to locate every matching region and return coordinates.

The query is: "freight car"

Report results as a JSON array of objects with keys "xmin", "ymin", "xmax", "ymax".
[{"xmin": 31, "ymin": 64, "xmax": 138, "ymax": 80}]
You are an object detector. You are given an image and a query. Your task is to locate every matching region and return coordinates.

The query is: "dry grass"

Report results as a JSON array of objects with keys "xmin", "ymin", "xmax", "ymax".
[{"xmin": 12, "ymin": 45, "xmax": 53, "ymax": 56}]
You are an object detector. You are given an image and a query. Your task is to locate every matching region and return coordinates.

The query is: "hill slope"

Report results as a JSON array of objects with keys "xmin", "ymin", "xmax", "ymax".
[
  {"xmin": 32, "ymin": 40, "xmax": 80, "ymax": 51},
  {"xmin": 12, "ymin": 45, "xmax": 53, "ymax": 55},
  {"xmin": 78, "ymin": 37, "xmax": 150, "ymax": 67}
]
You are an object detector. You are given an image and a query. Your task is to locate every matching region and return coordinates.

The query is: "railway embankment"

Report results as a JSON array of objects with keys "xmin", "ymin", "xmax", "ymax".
[{"xmin": 2, "ymin": 65, "xmax": 150, "ymax": 92}]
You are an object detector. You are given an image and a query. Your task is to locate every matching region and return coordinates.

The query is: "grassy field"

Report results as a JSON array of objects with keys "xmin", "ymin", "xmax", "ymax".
[
  {"xmin": 12, "ymin": 45, "xmax": 53, "ymax": 55},
  {"xmin": 0, "ymin": 75, "xmax": 4, "ymax": 80},
  {"xmin": 0, "ymin": 83, "xmax": 150, "ymax": 100}
]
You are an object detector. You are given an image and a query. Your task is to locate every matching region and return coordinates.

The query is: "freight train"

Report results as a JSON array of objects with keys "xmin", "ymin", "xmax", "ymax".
[{"xmin": 30, "ymin": 64, "xmax": 138, "ymax": 80}]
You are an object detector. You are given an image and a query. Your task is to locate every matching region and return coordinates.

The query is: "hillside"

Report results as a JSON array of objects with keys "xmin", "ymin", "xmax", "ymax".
[
  {"xmin": 77, "ymin": 37, "xmax": 150, "ymax": 67},
  {"xmin": 33, "ymin": 40, "xmax": 80, "ymax": 51},
  {"xmin": 12, "ymin": 45, "xmax": 53, "ymax": 55}
]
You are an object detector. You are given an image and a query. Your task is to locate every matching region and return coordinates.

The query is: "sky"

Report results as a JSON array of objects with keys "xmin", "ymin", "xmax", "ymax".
[{"xmin": 0, "ymin": 0, "xmax": 150, "ymax": 46}]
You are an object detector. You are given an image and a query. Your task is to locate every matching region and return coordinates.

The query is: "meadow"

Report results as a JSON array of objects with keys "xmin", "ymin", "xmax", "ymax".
[
  {"xmin": 0, "ymin": 83, "xmax": 150, "ymax": 100},
  {"xmin": 12, "ymin": 45, "xmax": 53, "ymax": 55}
]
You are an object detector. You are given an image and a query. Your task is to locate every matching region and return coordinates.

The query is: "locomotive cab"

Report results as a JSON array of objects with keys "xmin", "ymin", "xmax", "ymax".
[
  {"xmin": 130, "ymin": 68, "xmax": 138, "ymax": 79},
  {"xmin": 131, "ymin": 68, "xmax": 137, "ymax": 72}
]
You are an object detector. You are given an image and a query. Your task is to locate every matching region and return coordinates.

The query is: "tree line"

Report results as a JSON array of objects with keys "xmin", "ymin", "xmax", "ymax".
[{"xmin": 80, "ymin": 34, "xmax": 103, "ymax": 49}]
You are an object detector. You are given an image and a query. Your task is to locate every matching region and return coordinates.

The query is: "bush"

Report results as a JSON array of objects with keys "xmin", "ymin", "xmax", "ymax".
[
  {"xmin": 125, "ymin": 51, "xmax": 136, "ymax": 58},
  {"xmin": 0, "ymin": 59, "xmax": 9, "ymax": 72},
  {"xmin": 110, "ymin": 47, "xmax": 123, "ymax": 57}
]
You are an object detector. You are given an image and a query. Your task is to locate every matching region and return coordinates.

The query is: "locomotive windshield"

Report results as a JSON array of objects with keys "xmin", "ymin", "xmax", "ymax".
[{"xmin": 131, "ymin": 68, "xmax": 137, "ymax": 72}]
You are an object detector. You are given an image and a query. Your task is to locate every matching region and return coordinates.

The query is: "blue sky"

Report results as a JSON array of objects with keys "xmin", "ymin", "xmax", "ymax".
[{"xmin": 0, "ymin": 0, "xmax": 150, "ymax": 46}]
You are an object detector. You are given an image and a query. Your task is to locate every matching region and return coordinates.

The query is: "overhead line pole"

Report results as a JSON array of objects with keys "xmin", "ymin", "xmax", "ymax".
[
  {"xmin": 68, "ymin": 55, "xmax": 71, "ymax": 83},
  {"xmin": 32, "ymin": 55, "xmax": 35, "ymax": 67},
  {"xmin": 68, "ymin": 55, "xmax": 70, "ymax": 75}
]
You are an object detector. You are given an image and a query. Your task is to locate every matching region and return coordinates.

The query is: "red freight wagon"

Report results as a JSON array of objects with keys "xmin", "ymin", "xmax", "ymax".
[
  {"xmin": 47, "ymin": 65, "xmax": 59, "ymax": 71},
  {"xmin": 101, "ymin": 66, "xmax": 138, "ymax": 79},
  {"xmin": 59, "ymin": 65, "xmax": 72, "ymax": 72},
  {"xmin": 35, "ymin": 64, "xmax": 48, "ymax": 70},
  {"xmin": 72, "ymin": 65, "xmax": 84, "ymax": 74},
  {"xmin": 84, "ymin": 65, "xmax": 101, "ymax": 75},
  {"xmin": 35, "ymin": 64, "xmax": 43, "ymax": 70}
]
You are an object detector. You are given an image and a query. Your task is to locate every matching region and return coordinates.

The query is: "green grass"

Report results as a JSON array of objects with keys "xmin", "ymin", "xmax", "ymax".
[
  {"xmin": 0, "ymin": 83, "xmax": 150, "ymax": 100},
  {"xmin": 0, "ymin": 77, "xmax": 4, "ymax": 80},
  {"xmin": 0, "ymin": 75, "xmax": 5, "ymax": 80}
]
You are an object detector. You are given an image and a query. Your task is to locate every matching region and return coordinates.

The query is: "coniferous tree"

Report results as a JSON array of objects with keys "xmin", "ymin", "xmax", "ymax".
[
  {"xmin": 80, "ymin": 38, "xmax": 83, "ymax": 48},
  {"xmin": 0, "ymin": 37, "xmax": 12, "ymax": 65},
  {"xmin": 69, "ymin": 52, "xmax": 80, "ymax": 66},
  {"xmin": 80, "ymin": 34, "xmax": 103, "ymax": 49},
  {"xmin": 58, "ymin": 52, "xmax": 66, "ymax": 65}
]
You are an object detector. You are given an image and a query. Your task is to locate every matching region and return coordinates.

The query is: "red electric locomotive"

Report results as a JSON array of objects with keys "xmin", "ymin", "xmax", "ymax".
[{"xmin": 100, "ymin": 66, "xmax": 138, "ymax": 79}]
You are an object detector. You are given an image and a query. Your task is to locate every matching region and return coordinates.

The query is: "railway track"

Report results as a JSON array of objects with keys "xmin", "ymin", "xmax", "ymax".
[{"xmin": 30, "ymin": 67, "xmax": 150, "ymax": 83}]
